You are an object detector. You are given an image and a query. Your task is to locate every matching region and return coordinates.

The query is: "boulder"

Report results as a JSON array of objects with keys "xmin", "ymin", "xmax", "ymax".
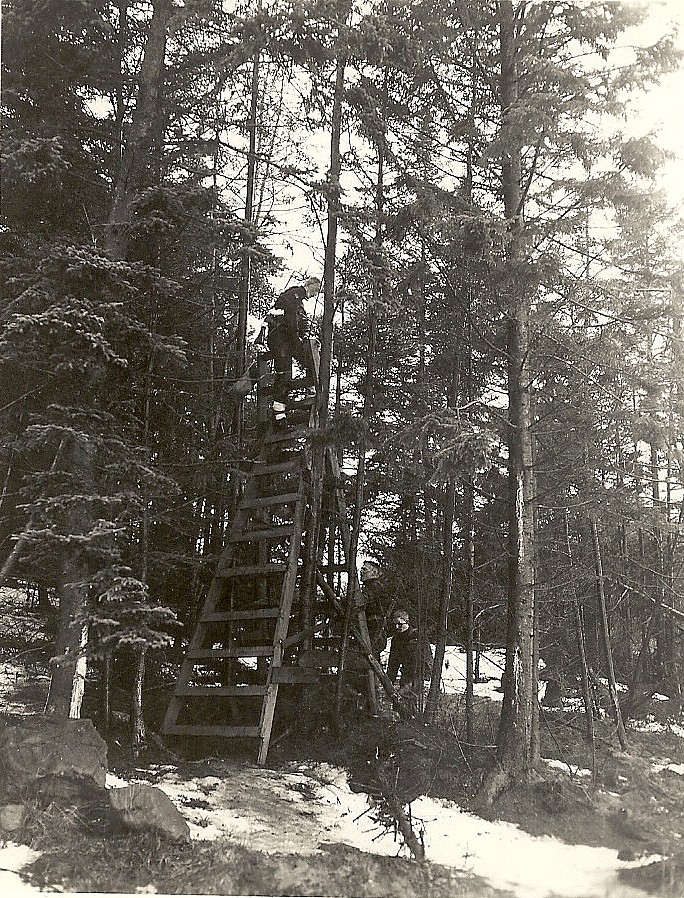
[
  {"xmin": 0, "ymin": 803, "xmax": 26, "ymax": 832},
  {"xmin": 0, "ymin": 717, "xmax": 107, "ymax": 792},
  {"xmin": 108, "ymin": 784, "xmax": 191, "ymax": 842}
]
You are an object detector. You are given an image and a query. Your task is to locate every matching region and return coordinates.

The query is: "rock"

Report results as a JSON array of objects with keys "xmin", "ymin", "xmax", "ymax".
[
  {"xmin": 108, "ymin": 784, "xmax": 191, "ymax": 842},
  {"xmin": 0, "ymin": 717, "xmax": 107, "ymax": 793},
  {"xmin": 0, "ymin": 804, "xmax": 25, "ymax": 831},
  {"xmin": 29, "ymin": 773, "xmax": 104, "ymax": 806},
  {"xmin": 610, "ymin": 808, "xmax": 650, "ymax": 842}
]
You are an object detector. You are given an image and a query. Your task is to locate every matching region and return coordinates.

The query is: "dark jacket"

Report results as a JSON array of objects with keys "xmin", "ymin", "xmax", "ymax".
[
  {"xmin": 268, "ymin": 286, "xmax": 310, "ymax": 344},
  {"xmin": 387, "ymin": 627, "xmax": 433, "ymax": 686}
]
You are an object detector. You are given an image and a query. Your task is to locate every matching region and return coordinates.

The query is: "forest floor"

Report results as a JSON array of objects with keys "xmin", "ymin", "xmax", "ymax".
[{"xmin": 1, "ymin": 587, "xmax": 684, "ymax": 898}]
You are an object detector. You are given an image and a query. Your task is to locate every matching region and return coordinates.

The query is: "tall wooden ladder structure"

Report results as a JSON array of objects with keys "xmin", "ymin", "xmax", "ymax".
[{"xmin": 163, "ymin": 340, "xmax": 376, "ymax": 764}]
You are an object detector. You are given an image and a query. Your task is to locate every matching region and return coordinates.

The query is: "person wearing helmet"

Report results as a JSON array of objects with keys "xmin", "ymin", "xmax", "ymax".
[{"xmin": 266, "ymin": 276, "xmax": 320, "ymax": 423}]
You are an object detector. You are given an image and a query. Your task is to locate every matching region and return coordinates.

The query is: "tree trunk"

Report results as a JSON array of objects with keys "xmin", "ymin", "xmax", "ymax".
[
  {"xmin": 317, "ymin": 50, "xmax": 345, "ymax": 426},
  {"xmin": 131, "ymin": 645, "xmax": 148, "ymax": 757},
  {"xmin": 100, "ymin": 653, "xmax": 111, "ymax": 734},
  {"xmin": 590, "ymin": 515, "xmax": 628, "ymax": 751},
  {"xmin": 426, "ymin": 476, "xmax": 455, "ymax": 719},
  {"xmin": 233, "ymin": 41, "xmax": 261, "ymax": 452},
  {"xmin": 301, "ymin": 43, "xmax": 347, "ymax": 634},
  {"xmin": 565, "ymin": 510, "xmax": 596, "ymax": 755},
  {"xmin": 476, "ymin": 0, "xmax": 536, "ymax": 807},
  {"xmin": 465, "ymin": 472, "xmax": 476, "ymax": 748},
  {"xmin": 44, "ymin": 435, "xmax": 95, "ymax": 718},
  {"xmin": 106, "ymin": 0, "xmax": 173, "ymax": 260}
]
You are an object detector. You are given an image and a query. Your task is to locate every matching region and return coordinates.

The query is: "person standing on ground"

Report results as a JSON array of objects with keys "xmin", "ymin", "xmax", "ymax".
[
  {"xmin": 386, "ymin": 609, "xmax": 433, "ymax": 695},
  {"xmin": 360, "ymin": 561, "xmax": 390, "ymax": 659},
  {"xmin": 266, "ymin": 276, "xmax": 320, "ymax": 423}
]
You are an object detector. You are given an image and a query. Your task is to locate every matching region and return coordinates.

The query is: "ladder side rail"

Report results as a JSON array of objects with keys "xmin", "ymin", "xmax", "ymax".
[
  {"xmin": 323, "ymin": 446, "xmax": 378, "ymax": 712},
  {"xmin": 163, "ymin": 441, "xmax": 286, "ymax": 735},
  {"xmin": 257, "ymin": 476, "xmax": 307, "ymax": 765}
]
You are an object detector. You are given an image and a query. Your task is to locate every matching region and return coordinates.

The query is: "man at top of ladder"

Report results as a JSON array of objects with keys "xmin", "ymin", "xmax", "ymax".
[{"xmin": 266, "ymin": 276, "xmax": 321, "ymax": 424}]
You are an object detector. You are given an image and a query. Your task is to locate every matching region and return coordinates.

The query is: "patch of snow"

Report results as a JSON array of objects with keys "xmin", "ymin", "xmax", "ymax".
[
  {"xmin": 597, "ymin": 677, "xmax": 629, "ymax": 692},
  {"xmin": 107, "ymin": 762, "xmax": 663, "ymax": 898},
  {"xmin": 0, "ymin": 842, "xmax": 41, "ymax": 894},
  {"xmin": 105, "ymin": 772, "xmax": 131, "ymax": 789},
  {"xmin": 430, "ymin": 647, "xmax": 551, "ymax": 703},
  {"xmin": 653, "ymin": 693, "xmax": 670, "ymax": 701},
  {"xmin": 542, "ymin": 758, "xmax": 591, "ymax": 778},
  {"xmin": 652, "ymin": 761, "xmax": 684, "ymax": 776},
  {"xmin": 630, "ymin": 716, "xmax": 684, "ymax": 738},
  {"xmin": 436, "ymin": 646, "xmax": 507, "ymax": 702},
  {"xmin": 561, "ymin": 697, "xmax": 585, "ymax": 711},
  {"xmin": 405, "ymin": 796, "xmax": 661, "ymax": 898}
]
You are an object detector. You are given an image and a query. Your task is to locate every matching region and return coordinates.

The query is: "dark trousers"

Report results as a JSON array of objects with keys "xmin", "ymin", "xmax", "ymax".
[{"xmin": 268, "ymin": 328, "xmax": 311, "ymax": 405}]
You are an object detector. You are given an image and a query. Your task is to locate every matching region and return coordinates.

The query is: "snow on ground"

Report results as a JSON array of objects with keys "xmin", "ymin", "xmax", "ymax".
[
  {"xmin": 541, "ymin": 757, "xmax": 592, "ymax": 778},
  {"xmin": 630, "ymin": 716, "xmax": 684, "ymax": 737},
  {"xmin": 378, "ymin": 645, "xmax": 508, "ymax": 701},
  {"xmin": 107, "ymin": 762, "xmax": 401, "ymax": 854},
  {"xmin": 439, "ymin": 646, "xmax": 507, "ymax": 700},
  {"xmin": 652, "ymin": 759, "xmax": 684, "ymax": 776},
  {"xmin": 0, "ymin": 843, "xmax": 41, "ymax": 895},
  {"xmin": 408, "ymin": 795, "xmax": 660, "ymax": 898},
  {"xmin": 107, "ymin": 762, "xmax": 661, "ymax": 898}
]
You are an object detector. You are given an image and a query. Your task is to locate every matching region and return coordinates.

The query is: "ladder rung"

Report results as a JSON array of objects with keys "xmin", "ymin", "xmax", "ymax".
[
  {"xmin": 164, "ymin": 725, "xmax": 261, "ymax": 738},
  {"xmin": 174, "ymin": 685, "xmax": 269, "ymax": 697},
  {"xmin": 218, "ymin": 563, "xmax": 287, "ymax": 577},
  {"xmin": 241, "ymin": 492, "xmax": 301, "ymax": 509},
  {"xmin": 271, "ymin": 667, "xmax": 320, "ymax": 684},
  {"xmin": 230, "ymin": 525, "xmax": 294, "ymax": 543},
  {"xmin": 201, "ymin": 608, "xmax": 281, "ymax": 622},
  {"xmin": 187, "ymin": 646, "xmax": 274, "ymax": 659},
  {"xmin": 265, "ymin": 429, "xmax": 307, "ymax": 444}
]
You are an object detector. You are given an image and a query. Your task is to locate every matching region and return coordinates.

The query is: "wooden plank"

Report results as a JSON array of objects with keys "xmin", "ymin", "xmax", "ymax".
[
  {"xmin": 217, "ymin": 563, "xmax": 287, "ymax": 577},
  {"xmin": 174, "ymin": 685, "xmax": 269, "ymax": 697},
  {"xmin": 251, "ymin": 459, "xmax": 301, "ymax": 476},
  {"xmin": 161, "ymin": 695, "xmax": 183, "ymax": 735},
  {"xmin": 187, "ymin": 646, "xmax": 273, "ymax": 659},
  {"xmin": 270, "ymin": 667, "xmax": 321, "ymax": 685},
  {"xmin": 201, "ymin": 607, "xmax": 281, "ymax": 622},
  {"xmin": 257, "ymin": 476, "xmax": 307, "ymax": 765},
  {"xmin": 230, "ymin": 525, "xmax": 294, "ymax": 543},
  {"xmin": 164, "ymin": 725, "xmax": 261, "ymax": 738},
  {"xmin": 282, "ymin": 629, "xmax": 307, "ymax": 649},
  {"xmin": 241, "ymin": 492, "xmax": 301, "ymax": 509}
]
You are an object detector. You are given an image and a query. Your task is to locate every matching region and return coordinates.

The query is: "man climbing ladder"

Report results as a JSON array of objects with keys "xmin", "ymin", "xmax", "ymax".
[{"xmin": 266, "ymin": 276, "xmax": 320, "ymax": 423}]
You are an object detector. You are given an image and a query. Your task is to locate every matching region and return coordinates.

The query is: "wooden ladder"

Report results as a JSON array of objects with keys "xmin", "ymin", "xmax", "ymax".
[{"xmin": 162, "ymin": 390, "xmax": 319, "ymax": 764}]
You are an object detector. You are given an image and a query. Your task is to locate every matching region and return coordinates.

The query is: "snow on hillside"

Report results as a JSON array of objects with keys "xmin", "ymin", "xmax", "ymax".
[{"xmin": 106, "ymin": 760, "xmax": 664, "ymax": 898}]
